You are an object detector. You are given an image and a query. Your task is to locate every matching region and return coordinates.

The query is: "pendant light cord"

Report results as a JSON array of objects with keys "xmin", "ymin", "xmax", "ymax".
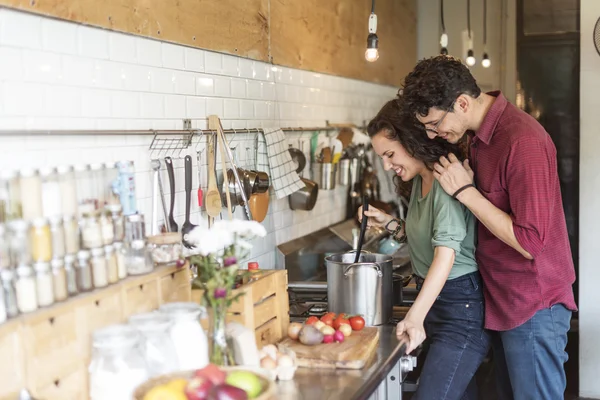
[
  {"xmin": 467, "ymin": 0, "xmax": 471, "ymax": 39},
  {"xmin": 441, "ymin": 0, "xmax": 446, "ymax": 32},
  {"xmin": 483, "ymin": 0, "xmax": 487, "ymax": 45},
  {"xmin": 371, "ymin": 0, "xmax": 375, "ymax": 13}
]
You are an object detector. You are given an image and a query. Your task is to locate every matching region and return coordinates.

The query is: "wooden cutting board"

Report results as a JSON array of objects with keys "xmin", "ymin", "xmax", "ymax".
[{"xmin": 278, "ymin": 327, "xmax": 379, "ymax": 369}]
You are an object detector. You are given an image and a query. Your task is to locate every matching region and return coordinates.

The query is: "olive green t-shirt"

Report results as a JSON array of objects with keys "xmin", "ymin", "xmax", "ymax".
[{"xmin": 405, "ymin": 175, "xmax": 478, "ymax": 280}]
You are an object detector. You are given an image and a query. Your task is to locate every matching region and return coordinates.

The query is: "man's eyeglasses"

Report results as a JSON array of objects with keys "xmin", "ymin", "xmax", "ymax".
[{"xmin": 425, "ymin": 100, "xmax": 456, "ymax": 134}]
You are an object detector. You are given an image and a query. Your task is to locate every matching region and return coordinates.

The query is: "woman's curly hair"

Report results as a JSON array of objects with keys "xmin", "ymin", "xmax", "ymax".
[{"xmin": 367, "ymin": 97, "xmax": 468, "ymax": 197}]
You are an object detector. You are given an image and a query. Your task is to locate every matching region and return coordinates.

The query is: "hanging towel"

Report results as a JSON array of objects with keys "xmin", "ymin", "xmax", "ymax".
[{"xmin": 257, "ymin": 128, "xmax": 305, "ymax": 199}]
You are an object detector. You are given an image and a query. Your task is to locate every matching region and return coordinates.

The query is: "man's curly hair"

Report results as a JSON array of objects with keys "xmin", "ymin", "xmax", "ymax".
[{"xmin": 402, "ymin": 55, "xmax": 482, "ymax": 117}]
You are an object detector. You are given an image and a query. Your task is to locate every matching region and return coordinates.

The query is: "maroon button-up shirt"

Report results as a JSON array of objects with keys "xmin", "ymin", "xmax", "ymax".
[{"xmin": 471, "ymin": 91, "xmax": 577, "ymax": 331}]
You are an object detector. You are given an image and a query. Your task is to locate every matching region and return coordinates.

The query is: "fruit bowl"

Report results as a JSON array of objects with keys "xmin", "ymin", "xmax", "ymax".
[{"xmin": 133, "ymin": 366, "xmax": 276, "ymax": 400}]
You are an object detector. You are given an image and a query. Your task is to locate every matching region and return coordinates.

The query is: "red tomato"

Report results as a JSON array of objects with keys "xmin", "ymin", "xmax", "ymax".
[
  {"xmin": 320, "ymin": 312, "xmax": 336, "ymax": 326},
  {"xmin": 349, "ymin": 316, "xmax": 365, "ymax": 331},
  {"xmin": 305, "ymin": 316, "xmax": 319, "ymax": 325},
  {"xmin": 333, "ymin": 314, "xmax": 350, "ymax": 330}
]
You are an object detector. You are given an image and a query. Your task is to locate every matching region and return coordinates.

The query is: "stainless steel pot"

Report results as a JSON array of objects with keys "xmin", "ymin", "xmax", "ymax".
[
  {"xmin": 312, "ymin": 163, "xmax": 337, "ymax": 190},
  {"xmin": 325, "ymin": 251, "xmax": 393, "ymax": 326}
]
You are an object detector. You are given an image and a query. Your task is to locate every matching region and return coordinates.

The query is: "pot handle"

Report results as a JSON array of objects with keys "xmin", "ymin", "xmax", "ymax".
[
  {"xmin": 346, "ymin": 249, "xmax": 372, "ymax": 254},
  {"xmin": 344, "ymin": 262, "xmax": 383, "ymax": 278}
]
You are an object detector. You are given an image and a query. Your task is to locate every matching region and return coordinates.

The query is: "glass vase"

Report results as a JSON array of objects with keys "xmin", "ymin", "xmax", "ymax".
[{"xmin": 209, "ymin": 301, "xmax": 235, "ymax": 366}]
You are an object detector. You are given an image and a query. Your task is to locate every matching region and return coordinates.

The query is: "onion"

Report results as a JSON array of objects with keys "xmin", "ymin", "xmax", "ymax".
[
  {"xmin": 288, "ymin": 322, "xmax": 303, "ymax": 340},
  {"xmin": 339, "ymin": 324, "xmax": 352, "ymax": 337},
  {"xmin": 322, "ymin": 334, "xmax": 334, "ymax": 344},
  {"xmin": 333, "ymin": 330, "xmax": 345, "ymax": 343}
]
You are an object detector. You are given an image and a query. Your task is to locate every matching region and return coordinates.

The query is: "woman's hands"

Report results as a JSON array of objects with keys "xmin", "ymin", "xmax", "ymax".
[
  {"xmin": 396, "ymin": 317, "xmax": 426, "ymax": 354},
  {"xmin": 357, "ymin": 205, "xmax": 394, "ymax": 229}
]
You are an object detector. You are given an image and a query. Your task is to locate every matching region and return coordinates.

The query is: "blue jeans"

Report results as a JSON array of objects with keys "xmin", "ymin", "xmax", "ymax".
[
  {"xmin": 492, "ymin": 304, "xmax": 572, "ymax": 400},
  {"xmin": 413, "ymin": 272, "xmax": 491, "ymax": 400}
]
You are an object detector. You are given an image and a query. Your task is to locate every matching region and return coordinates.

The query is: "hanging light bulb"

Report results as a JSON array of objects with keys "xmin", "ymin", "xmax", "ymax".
[
  {"xmin": 365, "ymin": 7, "xmax": 379, "ymax": 62},
  {"xmin": 440, "ymin": 32, "xmax": 448, "ymax": 55},
  {"xmin": 466, "ymin": 49, "xmax": 476, "ymax": 66},
  {"xmin": 481, "ymin": 52, "xmax": 491, "ymax": 68}
]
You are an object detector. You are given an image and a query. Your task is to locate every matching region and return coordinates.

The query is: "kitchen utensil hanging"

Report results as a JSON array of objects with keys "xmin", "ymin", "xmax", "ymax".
[
  {"xmin": 248, "ymin": 132, "xmax": 270, "ymax": 222},
  {"xmin": 595, "ymin": 17, "xmax": 600, "ymax": 56},
  {"xmin": 181, "ymin": 155, "xmax": 197, "ymax": 248},
  {"xmin": 205, "ymin": 133, "xmax": 222, "ymax": 220},
  {"xmin": 164, "ymin": 157, "xmax": 178, "ymax": 233}
]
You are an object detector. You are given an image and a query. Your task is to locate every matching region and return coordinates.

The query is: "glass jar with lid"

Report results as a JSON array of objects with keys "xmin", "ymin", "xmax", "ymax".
[
  {"xmin": 0, "ymin": 170, "xmax": 22, "ymax": 223},
  {"xmin": 30, "ymin": 218, "xmax": 52, "ymax": 262},
  {"xmin": 40, "ymin": 167, "xmax": 61, "ymax": 219},
  {"xmin": 49, "ymin": 216, "xmax": 66, "ymax": 259},
  {"xmin": 99, "ymin": 212, "xmax": 114, "ymax": 246},
  {"xmin": 158, "ymin": 302, "xmax": 209, "ymax": 370},
  {"xmin": 51, "ymin": 258, "xmax": 68, "ymax": 302},
  {"xmin": 113, "ymin": 242, "xmax": 127, "ymax": 280},
  {"xmin": 0, "ymin": 268, "xmax": 18, "ymax": 318},
  {"xmin": 115, "ymin": 161, "xmax": 137, "ymax": 216},
  {"xmin": 76, "ymin": 250, "xmax": 93, "ymax": 292},
  {"xmin": 124, "ymin": 214, "xmax": 152, "ymax": 276},
  {"xmin": 91, "ymin": 247, "xmax": 108, "ymax": 288},
  {"xmin": 20, "ymin": 168, "xmax": 43, "ymax": 220},
  {"xmin": 9, "ymin": 220, "xmax": 30, "ymax": 266},
  {"xmin": 104, "ymin": 245, "xmax": 118, "ymax": 284},
  {"xmin": 0, "ymin": 224, "xmax": 9, "ymax": 269},
  {"xmin": 81, "ymin": 215, "xmax": 103, "ymax": 249},
  {"xmin": 34, "ymin": 262, "xmax": 54, "ymax": 307},
  {"xmin": 63, "ymin": 215, "xmax": 80, "ymax": 255},
  {"xmin": 128, "ymin": 313, "xmax": 179, "ymax": 376},
  {"xmin": 89, "ymin": 324, "xmax": 149, "ymax": 400},
  {"xmin": 104, "ymin": 163, "xmax": 120, "ymax": 206},
  {"xmin": 75, "ymin": 164, "xmax": 95, "ymax": 218},
  {"xmin": 106, "ymin": 204, "xmax": 124, "ymax": 242},
  {"xmin": 15, "ymin": 265, "xmax": 38, "ymax": 313},
  {"xmin": 57, "ymin": 165, "xmax": 78, "ymax": 216},
  {"xmin": 64, "ymin": 254, "xmax": 78, "ymax": 296},
  {"xmin": 90, "ymin": 163, "xmax": 106, "ymax": 211}
]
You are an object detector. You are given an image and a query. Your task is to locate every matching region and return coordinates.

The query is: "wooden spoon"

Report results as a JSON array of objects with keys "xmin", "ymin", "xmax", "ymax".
[
  {"xmin": 248, "ymin": 133, "xmax": 269, "ymax": 222},
  {"xmin": 204, "ymin": 133, "xmax": 222, "ymax": 218}
]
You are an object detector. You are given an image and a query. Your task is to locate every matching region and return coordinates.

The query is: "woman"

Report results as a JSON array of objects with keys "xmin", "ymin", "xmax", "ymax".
[{"xmin": 359, "ymin": 99, "xmax": 490, "ymax": 400}]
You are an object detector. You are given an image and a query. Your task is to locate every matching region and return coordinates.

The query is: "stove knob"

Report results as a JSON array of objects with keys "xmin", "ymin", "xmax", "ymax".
[{"xmin": 400, "ymin": 357, "xmax": 415, "ymax": 373}]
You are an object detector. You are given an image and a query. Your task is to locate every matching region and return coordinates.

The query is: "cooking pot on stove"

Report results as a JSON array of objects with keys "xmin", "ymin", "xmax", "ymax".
[{"xmin": 325, "ymin": 251, "xmax": 393, "ymax": 326}]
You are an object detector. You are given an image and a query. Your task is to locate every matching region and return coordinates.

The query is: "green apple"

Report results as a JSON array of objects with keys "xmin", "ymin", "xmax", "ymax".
[{"xmin": 224, "ymin": 371, "xmax": 262, "ymax": 399}]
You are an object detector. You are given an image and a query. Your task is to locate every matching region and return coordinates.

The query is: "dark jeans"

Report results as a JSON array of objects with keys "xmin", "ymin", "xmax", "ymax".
[
  {"xmin": 413, "ymin": 272, "xmax": 491, "ymax": 400},
  {"xmin": 492, "ymin": 304, "xmax": 571, "ymax": 400}
]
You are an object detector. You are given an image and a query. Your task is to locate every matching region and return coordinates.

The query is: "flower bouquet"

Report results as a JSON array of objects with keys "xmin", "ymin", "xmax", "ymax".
[{"xmin": 187, "ymin": 220, "xmax": 267, "ymax": 366}]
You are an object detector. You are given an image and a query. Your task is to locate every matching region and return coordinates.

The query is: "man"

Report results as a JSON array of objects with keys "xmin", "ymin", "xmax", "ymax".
[{"xmin": 401, "ymin": 55, "xmax": 576, "ymax": 400}]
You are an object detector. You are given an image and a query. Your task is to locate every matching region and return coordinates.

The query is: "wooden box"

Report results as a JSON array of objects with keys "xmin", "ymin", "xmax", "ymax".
[{"xmin": 192, "ymin": 270, "xmax": 290, "ymax": 348}]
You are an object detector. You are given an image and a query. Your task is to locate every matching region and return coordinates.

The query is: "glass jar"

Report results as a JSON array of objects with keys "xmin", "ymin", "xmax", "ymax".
[
  {"xmin": 107, "ymin": 204, "xmax": 124, "ymax": 242},
  {"xmin": 105, "ymin": 245, "xmax": 118, "ymax": 284},
  {"xmin": 15, "ymin": 265, "xmax": 38, "ymax": 313},
  {"xmin": 40, "ymin": 167, "xmax": 61, "ymax": 219},
  {"xmin": 81, "ymin": 216, "xmax": 103, "ymax": 249},
  {"xmin": 57, "ymin": 165, "xmax": 78, "ymax": 216},
  {"xmin": 99, "ymin": 213, "xmax": 114, "ymax": 246},
  {"xmin": 0, "ymin": 170, "xmax": 22, "ymax": 223},
  {"xmin": 34, "ymin": 262, "xmax": 54, "ymax": 307},
  {"xmin": 30, "ymin": 218, "xmax": 52, "ymax": 262},
  {"xmin": 91, "ymin": 247, "xmax": 108, "ymax": 288},
  {"xmin": 0, "ymin": 268, "xmax": 17, "ymax": 319},
  {"xmin": 124, "ymin": 214, "xmax": 152, "ymax": 276},
  {"xmin": 128, "ymin": 313, "xmax": 179, "ymax": 377},
  {"xmin": 89, "ymin": 324, "xmax": 149, "ymax": 400},
  {"xmin": 51, "ymin": 258, "xmax": 68, "ymax": 302},
  {"xmin": 9, "ymin": 220, "xmax": 30, "ymax": 266},
  {"xmin": 159, "ymin": 302, "xmax": 209, "ymax": 371},
  {"xmin": 75, "ymin": 164, "xmax": 95, "ymax": 217},
  {"xmin": 76, "ymin": 250, "xmax": 93, "ymax": 292},
  {"xmin": 0, "ymin": 224, "xmax": 9, "ymax": 269},
  {"xmin": 63, "ymin": 215, "xmax": 80, "ymax": 255},
  {"xmin": 104, "ymin": 163, "xmax": 120, "ymax": 206},
  {"xmin": 64, "ymin": 254, "xmax": 78, "ymax": 296},
  {"xmin": 113, "ymin": 242, "xmax": 127, "ymax": 280},
  {"xmin": 0, "ymin": 281, "xmax": 6, "ymax": 324},
  {"xmin": 115, "ymin": 161, "xmax": 137, "ymax": 216},
  {"xmin": 49, "ymin": 216, "xmax": 66, "ymax": 259},
  {"xmin": 90, "ymin": 163, "xmax": 106, "ymax": 210},
  {"xmin": 147, "ymin": 233, "xmax": 182, "ymax": 266},
  {"xmin": 20, "ymin": 168, "xmax": 43, "ymax": 220}
]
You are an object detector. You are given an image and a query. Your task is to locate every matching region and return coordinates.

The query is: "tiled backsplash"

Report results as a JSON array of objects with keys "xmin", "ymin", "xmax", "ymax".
[{"xmin": 0, "ymin": 8, "xmax": 399, "ymax": 268}]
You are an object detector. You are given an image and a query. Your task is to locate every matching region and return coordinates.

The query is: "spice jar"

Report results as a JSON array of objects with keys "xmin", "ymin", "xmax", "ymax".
[
  {"xmin": 51, "ymin": 258, "xmax": 68, "ymax": 302},
  {"xmin": 49, "ymin": 216, "xmax": 66, "ymax": 259},
  {"xmin": 0, "ymin": 170, "xmax": 22, "ymax": 223},
  {"xmin": 105, "ymin": 245, "xmax": 118, "ymax": 284},
  {"xmin": 0, "ymin": 224, "xmax": 9, "ymax": 269},
  {"xmin": 15, "ymin": 265, "xmax": 38, "ymax": 313},
  {"xmin": 77, "ymin": 250, "xmax": 93, "ymax": 292},
  {"xmin": 100, "ymin": 213, "xmax": 114, "ymax": 246},
  {"xmin": 124, "ymin": 215, "xmax": 152, "ymax": 276},
  {"xmin": 89, "ymin": 324, "xmax": 148, "ymax": 400},
  {"xmin": 30, "ymin": 218, "xmax": 52, "ymax": 262},
  {"xmin": 90, "ymin": 163, "xmax": 106, "ymax": 210},
  {"xmin": 104, "ymin": 163, "xmax": 120, "ymax": 206},
  {"xmin": 9, "ymin": 220, "xmax": 30, "ymax": 266},
  {"xmin": 57, "ymin": 165, "xmax": 78, "ymax": 216},
  {"xmin": 115, "ymin": 161, "xmax": 138, "ymax": 216},
  {"xmin": 0, "ymin": 268, "xmax": 18, "ymax": 318},
  {"xmin": 63, "ymin": 215, "xmax": 80, "ymax": 255},
  {"xmin": 113, "ymin": 242, "xmax": 127, "ymax": 280},
  {"xmin": 20, "ymin": 168, "xmax": 43, "ymax": 220},
  {"xmin": 81, "ymin": 216, "xmax": 103, "ymax": 249},
  {"xmin": 91, "ymin": 248, "xmax": 108, "ymax": 288},
  {"xmin": 128, "ymin": 313, "xmax": 179, "ymax": 377},
  {"xmin": 75, "ymin": 164, "xmax": 95, "ymax": 217},
  {"xmin": 40, "ymin": 167, "xmax": 61, "ymax": 218},
  {"xmin": 106, "ymin": 204, "xmax": 124, "ymax": 242},
  {"xmin": 147, "ymin": 233, "xmax": 182, "ymax": 266},
  {"xmin": 64, "ymin": 254, "xmax": 78, "ymax": 296},
  {"xmin": 34, "ymin": 262, "xmax": 54, "ymax": 307}
]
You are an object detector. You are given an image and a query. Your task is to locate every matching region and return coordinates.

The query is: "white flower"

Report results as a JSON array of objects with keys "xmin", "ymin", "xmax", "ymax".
[
  {"xmin": 186, "ymin": 225, "xmax": 234, "ymax": 256},
  {"xmin": 213, "ymin": 220, "xmax": 267, "ymax": 239}
]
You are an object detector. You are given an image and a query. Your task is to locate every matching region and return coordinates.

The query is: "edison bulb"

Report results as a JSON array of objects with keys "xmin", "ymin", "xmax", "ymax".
[
  {"xmin": 482, "ymin": 53, "xmax": 491, "ymax": 68},
  {"xmin": 365, "ymin": 48, "xmax": 379, "ymax": 62},
  {"xmin": 466, "ymin": 49, "xmax": 476, "ymax": 67}
]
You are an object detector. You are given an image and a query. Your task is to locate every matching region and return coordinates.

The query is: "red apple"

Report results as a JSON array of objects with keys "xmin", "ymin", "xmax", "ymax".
[
  {"xmin": 208, "ymin": 384, "xmax": 249, "ymax": 400},
  {"xmin": 195, "ymin": 364, "xmax": 227, "ymax": 385},
  {"xmin": 185, "ymin": 376, "xmax": 214, "ymax": 400}
]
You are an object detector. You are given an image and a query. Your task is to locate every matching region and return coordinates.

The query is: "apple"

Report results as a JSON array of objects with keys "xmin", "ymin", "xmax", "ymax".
[
  {"xmin": 185, "ymin": 376, "xmax": 214, "ymax": 400},
  {"xmin": 225, "ymin": 371, "xmax": 262, "ymax": 399},
  {"xmin": 208, "ymin": 384, "xmax": 249, "ymax": 400},
  {"xmin": 195, "ymin": 364, "xmax": 227, "ymax": 385}
]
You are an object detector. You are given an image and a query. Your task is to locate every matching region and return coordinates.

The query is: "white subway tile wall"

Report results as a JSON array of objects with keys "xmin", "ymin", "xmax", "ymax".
[{"xmin": 0, "ymin": 8, "xmax": 399, "ymax": 268}]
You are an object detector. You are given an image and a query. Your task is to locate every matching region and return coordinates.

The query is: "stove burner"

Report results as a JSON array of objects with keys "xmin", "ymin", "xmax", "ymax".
[{"xmin": 310, "ymin": 303, "xmax": 327, "ymax": 314}]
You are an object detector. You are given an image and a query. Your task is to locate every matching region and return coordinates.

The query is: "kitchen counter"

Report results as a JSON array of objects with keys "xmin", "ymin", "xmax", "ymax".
[{"xmin": 274, "ymin": 325, "xmax": 413, "ymax": 400}]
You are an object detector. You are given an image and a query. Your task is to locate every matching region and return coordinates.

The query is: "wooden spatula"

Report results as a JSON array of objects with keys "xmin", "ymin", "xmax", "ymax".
[{"xmin": 205, "ymin": 133, "xmax": 222, "ymax": 218}]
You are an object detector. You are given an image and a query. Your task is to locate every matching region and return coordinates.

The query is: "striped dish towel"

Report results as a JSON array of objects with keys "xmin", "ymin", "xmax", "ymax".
[{"xmin": 257, "ymin": 128, "xmax": 304, "ymax": 199}]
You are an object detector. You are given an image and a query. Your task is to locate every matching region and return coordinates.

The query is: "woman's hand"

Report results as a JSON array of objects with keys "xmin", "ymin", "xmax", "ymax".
[
  {"xmin": 357, "ymin": 205, "xmax": 394, "ymax": 229},
  {"xmin": 396, "ymin": 318, "xmax": 426, "ymax": 354}
]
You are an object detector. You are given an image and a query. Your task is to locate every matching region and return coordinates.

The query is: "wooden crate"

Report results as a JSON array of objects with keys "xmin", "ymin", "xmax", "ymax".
[
  {"xmin": 192, "ymin": 269, "xmax": 290, "ymax": 348},
  {"xmin": 0, "ymin": 264, "xmax": 191, "ymax": 400}
]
